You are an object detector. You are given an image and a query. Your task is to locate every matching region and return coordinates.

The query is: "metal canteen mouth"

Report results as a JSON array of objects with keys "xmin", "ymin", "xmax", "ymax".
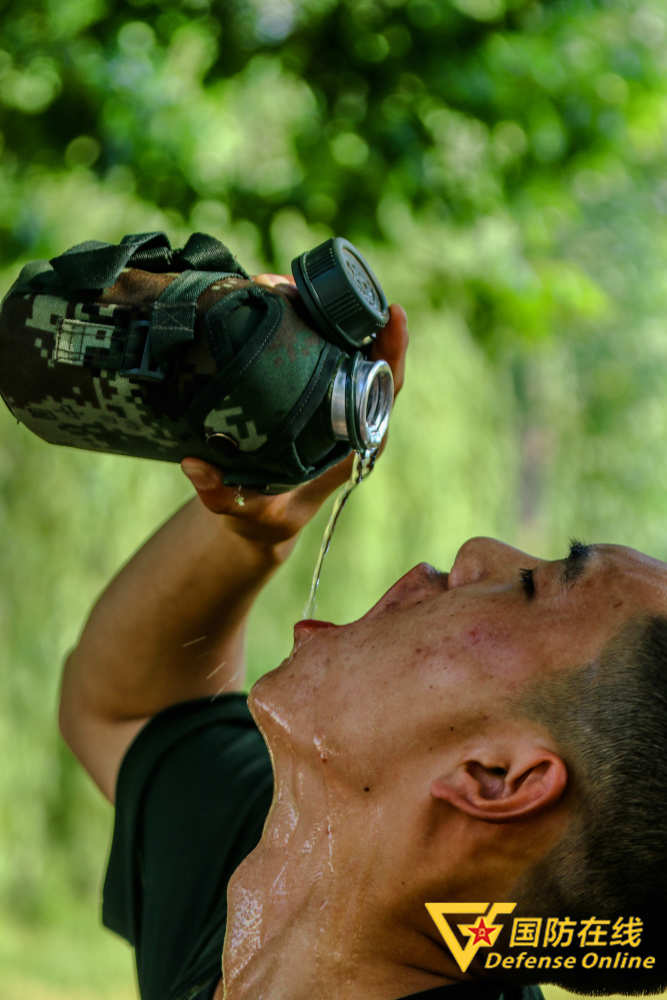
[{"xmin": 330, "ymin": 356, "xmax": 394, "ymax": 452}]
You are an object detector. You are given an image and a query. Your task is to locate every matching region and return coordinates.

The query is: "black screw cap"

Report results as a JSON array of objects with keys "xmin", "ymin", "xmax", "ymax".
[{"xmin": 291, "ymin": 237, "xmax": 389, "ymax": 350}]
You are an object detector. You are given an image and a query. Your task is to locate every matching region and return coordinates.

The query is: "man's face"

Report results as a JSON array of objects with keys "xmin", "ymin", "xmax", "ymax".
[{"xmin": 249, "ymin": 538, "xmax": 667, "ymax": 787}]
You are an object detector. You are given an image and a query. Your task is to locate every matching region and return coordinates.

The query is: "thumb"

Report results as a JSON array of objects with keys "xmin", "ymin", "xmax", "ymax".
[{"xmin": 181, "ymin": 459, "xmax": 223, "ymax": 492}]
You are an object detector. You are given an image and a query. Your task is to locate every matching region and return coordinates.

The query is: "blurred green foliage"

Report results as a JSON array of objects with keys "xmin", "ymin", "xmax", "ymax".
[{"xmin": 1, "ymin": 0, "xmax": 667, "ymax": 996}]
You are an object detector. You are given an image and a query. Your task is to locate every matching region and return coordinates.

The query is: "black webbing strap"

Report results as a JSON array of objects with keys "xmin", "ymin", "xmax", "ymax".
[
  {"xmin": 49, "ymin": 231, "xmax": 250, "ymax": 291},
  {"xmin": 67, "ymin": 268, "xmax": 236, "ymax": 380},
  {"xmin": 185, "ymin": 288, "xmax": 286, "ymax": 432},
  {"xmin": 178, "ymin": 233, "xmax": 249, "ymax": 276},
  {"xmin": 149, "ymin": 270, "xmax": 233, "ymax": 366},
  {"xmin": 50, "ymin": 232, "xmax": 173, "ymax": 289},
  {"xmin": 45, "ymin": 231, "xmax": 252, "ymax": 378},
  {"xmin": 158, "ymin": 270, "xmax": 226, "ymax": 305}
]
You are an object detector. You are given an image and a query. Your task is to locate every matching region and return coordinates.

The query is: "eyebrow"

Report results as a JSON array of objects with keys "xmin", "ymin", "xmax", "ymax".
[{"xmin": 559, "ymin": 539, "xmax": 594, "ymax": 588}]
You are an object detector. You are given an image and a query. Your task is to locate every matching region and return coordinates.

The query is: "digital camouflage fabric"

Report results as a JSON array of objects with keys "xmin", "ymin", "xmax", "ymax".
[{"xmin": 0, "ymin": 232, "xmax": 351, "ymax": 492}]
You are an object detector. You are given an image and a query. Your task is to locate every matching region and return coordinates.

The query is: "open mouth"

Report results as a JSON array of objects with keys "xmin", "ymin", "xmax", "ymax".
[
  {"xmin": 293, "ymin": 619, "xmax": 337, "ymax": 631},
  {"xmin": 292, "ymin": 564, "xmax": 449, "ymax": 639}
]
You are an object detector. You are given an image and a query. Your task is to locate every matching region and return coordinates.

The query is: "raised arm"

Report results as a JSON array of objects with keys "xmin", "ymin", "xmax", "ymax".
[
  {"xmin": 58, "ymin": 494, "xmax": 294, "ymax": 802},
  {"xmin": 58, "ymin": 295, "xmax": 408, "ymax": 803}
]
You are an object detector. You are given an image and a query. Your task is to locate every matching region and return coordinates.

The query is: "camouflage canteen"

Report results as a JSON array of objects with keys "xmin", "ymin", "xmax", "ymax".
[{"xmin": 0, "ymin": 231, "xmax": 358, "ymax": 492}]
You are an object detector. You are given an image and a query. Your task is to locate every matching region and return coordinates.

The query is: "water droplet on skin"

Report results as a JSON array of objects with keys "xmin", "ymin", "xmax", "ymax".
[
  {"xmin": 326, "ymin": 818, "xmax": 335, "ymax": 875},
  {"xmin": 225, "ymin": 886, "xmax": 264, "ymax": 979},
  {"xmin": 302, "ymin": 448, "xmax": 378, "ymax": 619},
  {"xmin": 270, "ymin": 862, "xmax": 288, "ymax": 899}
]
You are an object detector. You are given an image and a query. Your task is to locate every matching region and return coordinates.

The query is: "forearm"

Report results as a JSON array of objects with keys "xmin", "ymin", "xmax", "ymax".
[{"xmin": 65, "ymin": 495, "xmax": 296, "ymax": 721}]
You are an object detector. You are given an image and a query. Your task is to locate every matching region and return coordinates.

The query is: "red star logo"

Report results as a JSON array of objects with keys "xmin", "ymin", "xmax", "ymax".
[{"xmin": 463, "ymin": 915, "xmax": 497, "ymax": 946}]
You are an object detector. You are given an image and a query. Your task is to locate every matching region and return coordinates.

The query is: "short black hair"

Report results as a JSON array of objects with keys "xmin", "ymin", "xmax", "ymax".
[{"xmin": 512, "ymin": 615, "xmax": 667, "ymax": 994}]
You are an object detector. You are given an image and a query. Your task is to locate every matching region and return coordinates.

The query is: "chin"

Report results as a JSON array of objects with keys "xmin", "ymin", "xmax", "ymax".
[
  {"xmin": 247, "ymin": 671, "xmax": 304, "ymax": 767},
  {"xmin": 248, "ymin": 667, "xmax": 282, "ymax": 722},
  {"xmin": 247, "ymin": 657, "xmax": 288, "ymax": 716}
]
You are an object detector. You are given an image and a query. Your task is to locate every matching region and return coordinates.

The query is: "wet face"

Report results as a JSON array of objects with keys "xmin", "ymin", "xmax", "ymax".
[{"xmin": 249, "ymin": 538, "xmax": 667, "ymax": 790}]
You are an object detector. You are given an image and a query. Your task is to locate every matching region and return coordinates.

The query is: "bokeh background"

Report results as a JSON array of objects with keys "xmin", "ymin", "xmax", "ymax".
[{"xmin": 1, "ymin": 0, "xmax": 666, "ymax": 997}]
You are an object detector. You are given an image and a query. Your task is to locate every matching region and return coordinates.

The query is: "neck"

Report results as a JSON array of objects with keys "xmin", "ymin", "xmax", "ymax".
[{"xmin": 221, "ymin": 750, "xmax": 462, "ymax": 1000}]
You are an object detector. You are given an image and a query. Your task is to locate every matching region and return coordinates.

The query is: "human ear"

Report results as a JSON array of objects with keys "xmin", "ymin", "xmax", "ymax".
[{"xmin": 430, "ymin": 748, "xmax": 567, "ymax": 822}]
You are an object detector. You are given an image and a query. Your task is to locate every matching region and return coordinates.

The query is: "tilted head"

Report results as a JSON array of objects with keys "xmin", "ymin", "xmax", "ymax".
[{"xmin": 247, "ymin": 537, "xmax": 667, "ymax": 992}]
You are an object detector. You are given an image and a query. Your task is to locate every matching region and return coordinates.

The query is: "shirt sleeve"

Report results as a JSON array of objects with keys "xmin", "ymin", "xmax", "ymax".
[{"xmin": 101, "ymin": 693, "xmax": 274, "ymax": 1000}]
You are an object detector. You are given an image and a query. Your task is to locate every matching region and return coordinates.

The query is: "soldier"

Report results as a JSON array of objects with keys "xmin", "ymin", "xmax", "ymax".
[{"xmin": 59, "ymin": 292, "xmax": 667, "ymax": 1000}]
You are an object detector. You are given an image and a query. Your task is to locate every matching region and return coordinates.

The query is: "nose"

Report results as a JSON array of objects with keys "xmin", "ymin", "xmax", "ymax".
[
  {"xmin": 363, "ymin": 562, "xmax": 447, "ymax": 620},
  {"xmin": 448, "ymin": 537, "xmax": 537, "ymax": 590},
  {"xmin": 382, "ymin": 561, "xmax": 447, "ymax": 604}
]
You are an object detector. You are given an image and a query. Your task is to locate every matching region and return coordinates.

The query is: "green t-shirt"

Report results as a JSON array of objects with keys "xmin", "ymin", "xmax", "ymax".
[{"xmin": 102, "ymin": 694, "xmax": 544, "ymax": 1000}]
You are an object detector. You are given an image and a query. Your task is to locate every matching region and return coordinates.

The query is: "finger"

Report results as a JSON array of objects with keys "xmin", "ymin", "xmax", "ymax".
[
  {"xmin": 253, "ymin": 273, "xmax": 298, "ymax": 298},
  {"xmin": 181, "ymin": 459, "xmax": 262, "ymax": 515},
  {"xmin": 370, "ymin": 303, "xmax": 408, "ymax": 395},
  {"xmin": 181, "ymin": 458, "xmax": 223, "ymax": 492}
]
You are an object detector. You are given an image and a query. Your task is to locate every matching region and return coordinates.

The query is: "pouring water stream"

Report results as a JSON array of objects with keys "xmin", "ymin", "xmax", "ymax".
[{"xmin": 302, "ymin": 448, "xmax": 377, "ymax": 620}]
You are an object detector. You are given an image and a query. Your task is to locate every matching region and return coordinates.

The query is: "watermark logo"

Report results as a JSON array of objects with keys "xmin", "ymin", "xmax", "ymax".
[
  {"xmin": 424, "ymin": 903, "xmax": 517, "ymax": 972},
  {"xmin": 425, "ymin": 904, "xmax": 656, "ymax": 976}
]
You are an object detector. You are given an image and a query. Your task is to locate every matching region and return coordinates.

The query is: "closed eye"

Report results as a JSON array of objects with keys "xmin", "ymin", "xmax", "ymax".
[{"xmin": 519, "ymin": 567, "xmax": 535, "ymax": 599}]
